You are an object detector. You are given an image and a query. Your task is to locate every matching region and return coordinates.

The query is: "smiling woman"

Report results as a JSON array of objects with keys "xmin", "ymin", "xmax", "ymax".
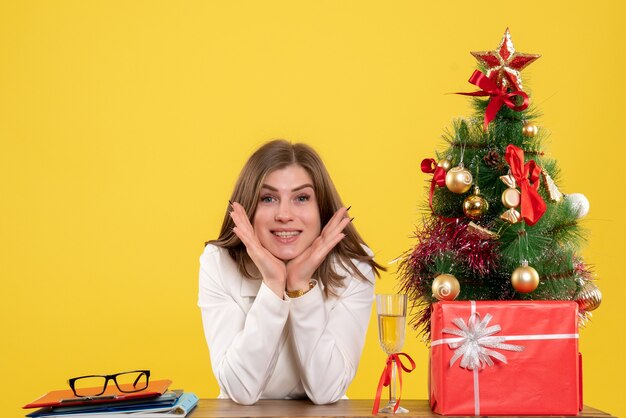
[
  {"xmin": 198, "ymin": 139, "xmax": 385, "ymax": 405},
  {"xmin": 251, "ymin": 166, "xmax": 322, "ymax": 269}
]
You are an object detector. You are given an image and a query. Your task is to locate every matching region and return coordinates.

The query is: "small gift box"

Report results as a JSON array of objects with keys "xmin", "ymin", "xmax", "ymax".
[{"xmin": 429, "ymin": 301, "xmax": 582, "ymax": 416}]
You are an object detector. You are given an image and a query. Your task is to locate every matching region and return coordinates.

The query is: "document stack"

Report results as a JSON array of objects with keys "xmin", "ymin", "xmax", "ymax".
[{"xmin": 23, "ymin": 379, "xmax": 198, "ymax": 418}]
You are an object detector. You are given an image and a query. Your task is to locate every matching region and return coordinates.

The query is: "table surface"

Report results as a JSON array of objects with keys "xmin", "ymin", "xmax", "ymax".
[{"xmin": 188, "ymin": 399, "xmax": 616, "ymax": 418}]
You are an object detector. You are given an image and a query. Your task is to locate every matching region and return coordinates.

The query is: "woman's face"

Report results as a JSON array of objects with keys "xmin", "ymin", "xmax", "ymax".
[{"xmin": 253, "ymin": 164, "xmax": 321, "ymax": 261}]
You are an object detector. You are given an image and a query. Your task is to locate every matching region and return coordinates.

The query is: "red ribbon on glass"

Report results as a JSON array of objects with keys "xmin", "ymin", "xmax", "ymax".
[
  {"xmin": 504, "ymin": 144, "xmax": 546, "ymax": 226},
  {"xmin": 456, "ymin": 70, "xmax": 529, "ymax": 130},
  {"xmin": 372, "ymin": 353, "xmax": 416, "ymax": 415}
]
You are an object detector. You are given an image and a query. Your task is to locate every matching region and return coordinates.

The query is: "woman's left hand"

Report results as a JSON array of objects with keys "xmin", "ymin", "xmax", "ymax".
[{"xmin": 286, "ymin": 207, "xmax": 351, "ymax": 291}]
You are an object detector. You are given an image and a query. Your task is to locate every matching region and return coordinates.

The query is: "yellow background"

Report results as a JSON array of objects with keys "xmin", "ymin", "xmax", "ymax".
[{"xmin": 1, "ymin": 1, "xmax": 624, "ymax": 417}]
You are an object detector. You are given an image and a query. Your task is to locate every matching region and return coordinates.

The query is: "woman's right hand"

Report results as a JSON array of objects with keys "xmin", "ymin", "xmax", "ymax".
[{"xmin": 229, "ymin": 202, "xmax": 287, "ymax": 298}]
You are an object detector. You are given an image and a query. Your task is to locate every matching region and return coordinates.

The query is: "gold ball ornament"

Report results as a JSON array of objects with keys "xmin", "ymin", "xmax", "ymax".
[
  {"xmin": 575, "ymin": 282, "xmax": 602, "ymax": 312},
  {"xmin": 511, "ymin": 262, "xmax": 540, "ymax": 293},
  {"xmin": 445, "ymin": 165, "xmax": 473, "ymax": 194},
  {"xmin": 463, "ymin": 187, "xmax": 489, "ymax": 220},
  {"xmin": 437, "ymin": 158, "xmax": 452, "ymax": 172},
  {"xmin": 432, "ymin": 274, "xmax": 461, "ymax": 301},
  {"xmin": 522, "ymin": 122, "xmax": 538, "ymax": 137}
]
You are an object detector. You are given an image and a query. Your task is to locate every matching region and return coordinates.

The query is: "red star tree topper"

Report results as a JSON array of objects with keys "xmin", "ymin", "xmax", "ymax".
[{"xmin": 471, "ymin": 28, "xmax": 540, "ymax": 91}]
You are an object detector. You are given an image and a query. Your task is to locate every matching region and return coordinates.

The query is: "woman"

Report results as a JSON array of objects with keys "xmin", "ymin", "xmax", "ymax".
[{"xmin": 198, "ymin": 139, "xmax": 384, "ymax": 405}]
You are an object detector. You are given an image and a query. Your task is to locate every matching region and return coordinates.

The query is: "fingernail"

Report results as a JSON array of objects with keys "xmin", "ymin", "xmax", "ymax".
[
  {"xmin": 350, "ymin": 217, "xmax": 355, "ymax": 222},
  {"xmin": 346, "ymin": 205, "xmax": 352, "ymax": 211},
  {"xmin": 228, "ymin": 200, "xmax": 233, "ymax": 207}
]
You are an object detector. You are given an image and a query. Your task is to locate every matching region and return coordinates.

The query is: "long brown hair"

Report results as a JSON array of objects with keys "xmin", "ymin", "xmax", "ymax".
[{"xmin": 208, "ymin": 139, "xmax": 385, "ymax": 294}]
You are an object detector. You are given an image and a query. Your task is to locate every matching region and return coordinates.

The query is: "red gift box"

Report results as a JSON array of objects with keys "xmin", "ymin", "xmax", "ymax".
[{"xmin": 429, "ymin": 301, "xmax": 582, "ymax": 416}]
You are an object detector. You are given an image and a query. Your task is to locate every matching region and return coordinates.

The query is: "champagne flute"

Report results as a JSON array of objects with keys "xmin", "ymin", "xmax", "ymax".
[{"xmin": 376, "ymin": 293, "xmax": 408, "ymax": 414}]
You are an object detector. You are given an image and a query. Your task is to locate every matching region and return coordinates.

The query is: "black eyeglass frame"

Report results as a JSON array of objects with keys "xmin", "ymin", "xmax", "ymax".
[{"xmin": 68, "ymin": 370, "xmax": 151, "ymax": 397}]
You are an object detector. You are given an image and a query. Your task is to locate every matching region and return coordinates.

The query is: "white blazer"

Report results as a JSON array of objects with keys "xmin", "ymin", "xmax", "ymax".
[{"xmin": 198, "ymin": 244, "xmax": 375, "ymax": 405}]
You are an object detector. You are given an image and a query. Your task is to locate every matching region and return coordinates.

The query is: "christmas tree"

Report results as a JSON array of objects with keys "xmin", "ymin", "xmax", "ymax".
[{"xmin": 400, "ymin": 28, "xmax": 601, "ymax": 340}]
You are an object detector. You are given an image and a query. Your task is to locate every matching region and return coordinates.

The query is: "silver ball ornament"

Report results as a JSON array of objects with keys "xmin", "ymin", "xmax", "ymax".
[
  {"xmin": 566, "ymin": 193, "xmax": 590, "ymax": 219},
  {"xmin": 575, "ymin": 282, "xmax": 602, "ymax": 312}
]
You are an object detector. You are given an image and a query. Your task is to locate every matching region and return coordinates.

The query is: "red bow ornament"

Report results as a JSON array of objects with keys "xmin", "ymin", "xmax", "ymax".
[
  {"xmin": 457, "ymin": 70, "xmax": 529, "ymax": 130},
  {"xmin": 421, "ymin": 158, "xmax": 446, "ymax": 201},
  {"xmin": 504, "ymin": 144, "xmax": 546, "ymax": 226},
  {"xmin": 421, "ymin": 159, "xmax": 460, "ymax": 223}
]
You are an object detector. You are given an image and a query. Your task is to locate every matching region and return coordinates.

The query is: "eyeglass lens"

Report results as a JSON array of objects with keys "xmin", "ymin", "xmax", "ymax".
[{"xmin": 114, "ymin": 371, "xmax": 149, "ymax": 392}]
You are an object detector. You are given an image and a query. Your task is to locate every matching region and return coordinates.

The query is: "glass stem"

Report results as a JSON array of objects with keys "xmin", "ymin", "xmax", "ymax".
[{"xmin": 389, "ymin": 358, "xmax": 397, "ymax": 403}]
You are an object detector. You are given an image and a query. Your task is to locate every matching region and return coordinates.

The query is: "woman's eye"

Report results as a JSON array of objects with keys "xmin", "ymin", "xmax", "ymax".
[
  {"xmin": 260, "ymin": 195, "xmax": 276, "ymax": 203},
  {"xmin": 296, "ymin": 194, "xmax": 311, "ymax": 203}
]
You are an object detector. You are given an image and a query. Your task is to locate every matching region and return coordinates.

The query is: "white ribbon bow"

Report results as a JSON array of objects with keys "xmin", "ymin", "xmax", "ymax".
[{"xmin": 442, "ymin": 312, "xmax": 524, "ymax": 370}]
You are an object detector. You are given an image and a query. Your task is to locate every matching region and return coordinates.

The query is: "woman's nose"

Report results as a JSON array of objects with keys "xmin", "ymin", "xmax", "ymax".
[{"xmin": 274, "ymin": 201, "xmax": 294, "ymax": 222}]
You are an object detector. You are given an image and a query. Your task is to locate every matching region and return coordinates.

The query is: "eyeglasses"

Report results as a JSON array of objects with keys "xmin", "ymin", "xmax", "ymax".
[{"xmin": 68, "ymin": 370, "xmax": 150, "ymax": 397}]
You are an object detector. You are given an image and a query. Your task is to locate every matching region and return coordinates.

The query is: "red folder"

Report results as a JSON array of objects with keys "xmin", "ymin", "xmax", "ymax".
[{"xmin": 23, "ymin": 379, "xmax": 172, "ymax": 409}]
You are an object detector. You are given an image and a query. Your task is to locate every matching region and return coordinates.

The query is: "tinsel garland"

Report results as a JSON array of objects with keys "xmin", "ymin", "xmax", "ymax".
[{"xmin": 399, "ymin": 218, "xmax": 501, "ymax": 340}]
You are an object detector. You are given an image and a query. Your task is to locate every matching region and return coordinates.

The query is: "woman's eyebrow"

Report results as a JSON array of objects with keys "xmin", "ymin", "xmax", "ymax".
[
  {"xmin": 260, "ymin": 184, "xmax": 278, "ymax": 191},
  {"xmin": 292, "ymin": 184, "xmax": 314, "ymax": 192},
  {"xmin": 260, "ymin": 184, "xmax": 314, "ymax": 192}
]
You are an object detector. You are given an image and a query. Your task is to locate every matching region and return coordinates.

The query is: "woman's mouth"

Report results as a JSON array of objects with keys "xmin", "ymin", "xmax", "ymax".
[{"xmin": 272, "ymin": 230, "xmax": 301, "ymax": 243}]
